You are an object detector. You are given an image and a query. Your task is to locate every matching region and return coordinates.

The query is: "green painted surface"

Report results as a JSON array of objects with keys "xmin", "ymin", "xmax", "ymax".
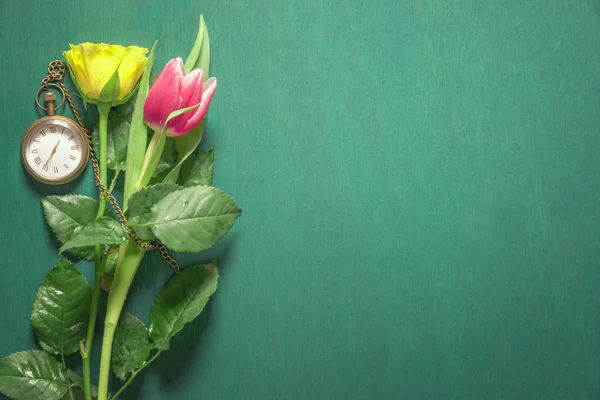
[{"xmin": 1, "ymin": 0, "xmax": 600, "ymax": 398}]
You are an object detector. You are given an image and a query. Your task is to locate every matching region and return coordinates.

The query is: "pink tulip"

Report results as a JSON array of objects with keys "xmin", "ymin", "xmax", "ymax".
[{"xmin": 143, "ymin": 57, "xmax": 217, "ymax": 137}]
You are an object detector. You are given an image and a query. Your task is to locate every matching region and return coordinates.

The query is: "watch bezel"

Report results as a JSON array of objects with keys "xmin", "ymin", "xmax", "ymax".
[{"xmin": 21, "ymin": 115, "xmax": 90, "ymax": 185}]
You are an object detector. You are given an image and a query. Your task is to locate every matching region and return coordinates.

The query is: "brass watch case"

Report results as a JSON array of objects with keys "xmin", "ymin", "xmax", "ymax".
[{"xmin": 21, "ymin": 115, "xmax": 90, "ymax": 185}]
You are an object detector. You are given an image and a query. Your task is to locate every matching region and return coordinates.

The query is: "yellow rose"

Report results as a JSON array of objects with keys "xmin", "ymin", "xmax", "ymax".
[{"xmin": 63, "ymin": 43, "xmax": 148, "ymax": 105}]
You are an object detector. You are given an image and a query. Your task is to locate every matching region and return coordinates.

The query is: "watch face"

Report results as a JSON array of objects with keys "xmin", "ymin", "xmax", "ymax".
[{"xmin": 22, "ymin": 117, "xmax": 88, "ymax": 184}]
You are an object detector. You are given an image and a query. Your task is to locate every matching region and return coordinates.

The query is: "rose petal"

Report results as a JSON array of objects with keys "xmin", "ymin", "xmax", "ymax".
[
  {"xmin": 81, "ymin": 43, "xmax": 125, "ymax": 98},
  {"xmin": 118, "ymin": 46, "xmax": 148, "ymax": 99},
  {"xmin": 64, "ymin": 45, "xmax": 93, "ymax": 97}
]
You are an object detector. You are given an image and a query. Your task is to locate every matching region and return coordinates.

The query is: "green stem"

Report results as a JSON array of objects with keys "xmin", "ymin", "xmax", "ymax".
[
  {"xmin": 108, "ymin": 170, "xmax": 120, "ymax": 194},
  {"xmin": 136, "ymin": 130, "xmax": 164, "ymax": 190},
  {"xmin": 62, "ymin": 353, "xmax": 75, "ymax": 400},
  {"xmin": 82, "ymin": 102, "xmax": 112, "ymax": 400},
  {"xmin": 97, "ymin": 102, "xmax": 112, "ymax": 215},
  {"xmin": 97, "ymin": 241, "xmax": 146, "ymax": 400},
  {"xmin": 108, "ymin": 350, "xmax": 162, "ymax": 400},
  {"xmin": 83, "ymin": 248, "xmax": 106, "ymax": 400},
  {"xmin": 67, "ymin": 382, "xmax": 75, "ymax": 400}
]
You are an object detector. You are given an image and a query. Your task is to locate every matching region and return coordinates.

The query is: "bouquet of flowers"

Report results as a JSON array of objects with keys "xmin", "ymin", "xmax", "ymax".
[{"xmin": 0, "ymin": 15, "xmax": 240, "ymax": 400}]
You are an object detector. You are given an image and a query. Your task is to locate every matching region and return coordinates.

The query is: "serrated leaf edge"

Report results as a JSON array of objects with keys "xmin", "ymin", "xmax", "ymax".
[
  {"xmin": 150, "ymin": 186, "xmax": 242, "ymax": 224},
  {"xmin": 149, "ymin": 264, "xmax": 219, "ymax": 350},
  {"xmin": 30, "ymin": 259, "xmax": 92, "ymax": 355},
  {"xmin": 40, "ymin": 195, "xmax": 97, "ymax": 240},
  {"xmin": 0, "ymin": 350, "xmax": 69, "ymax": 399}
]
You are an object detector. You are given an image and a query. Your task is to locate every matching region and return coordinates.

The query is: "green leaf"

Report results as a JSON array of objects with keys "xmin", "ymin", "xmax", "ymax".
[
  {"xmin": 115, "ymin": 91, "xmax": 137, "ymax": 118},
  {"xmin": 185, "ymin": 14, "xmax": 210, "ymax": 77},
  {"xmin": 67, "ymin": 370, "xmax": 97, "ymax": 397},
  {"xmin": 98, "ymin": 69, "xmax": 121, "ymax": 104},
  {"xmin": 162, "ymin": 120, "xmax": 205, "ymax": 184},
  {"xmin": 111, "ymin": 312, "xmax": 153, "ymax": 380},
  {"xmin": 128, "ymin": 183, "xmax": 182, "ymax": 241},
  {"xmin": 128, "ymin": 184, "xmax": 183, "ymax": 217},
  {"xmin": 123, "ymin": 41, "xmax": 157, "ymax": 211},
  {"xmin": 176, "ymin": 15, "xmax": 211, "ymax": 185},
  {"xmin": 41, "ymin": 195, "xmax": 97, "ymax": 243},
  {"xmin": 181, "ymin": 149, "xmax": 214, "ymax": 186},
  {"xmin": 60, "ymin": 217, "xmax": 128, "ymax": 253},
  {"xmin": 136, "ymin": 131, "xmax": 166, "ymax": 190},
  {"xmin": 145, "ymin": 186, "xmax": 240, "ymax": 252},
  {"xmin": 0, "ymin": 350, "xmax": 69, "ymax": 400},
  {"xmin": 137, "ymin": 103, "xmax": 204, "ymax": 190},
  {"xmin": 41, "ymin": 195, "xmax": 98, "ymax": 259},
  {"xmin": 148, "ymin": 264, "xmax": 219, "ymax": 350},
  {"xmin": 92, "ymin": 112, "xmax": 130, "ymax": 171},
  {"xmin": 31, "ymin": 258, "xmax": 92, "ymax": 355}
]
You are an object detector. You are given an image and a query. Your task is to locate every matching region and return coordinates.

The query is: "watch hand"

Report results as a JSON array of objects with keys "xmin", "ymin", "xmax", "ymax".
[
  {"xmin": 51, "ymin": 140, "xmax": 60, "ymax": 155},
  {"xmin": 45, "ymin": 140, "xmax": 61, "ymax": 165}
]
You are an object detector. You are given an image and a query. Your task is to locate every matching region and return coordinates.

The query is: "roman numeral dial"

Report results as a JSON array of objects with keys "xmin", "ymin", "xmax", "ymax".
[{"xmin": 22, "ymin": 118, "xmax": 89, "ymax": 184}]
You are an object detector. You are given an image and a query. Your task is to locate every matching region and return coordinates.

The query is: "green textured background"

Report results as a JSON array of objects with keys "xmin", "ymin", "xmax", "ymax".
[{"xmin": 1, "ymin": 0, "xmax": 600, "ymax": 399}]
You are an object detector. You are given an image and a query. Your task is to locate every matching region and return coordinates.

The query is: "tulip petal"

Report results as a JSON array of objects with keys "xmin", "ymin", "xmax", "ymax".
[
  {"xmin": 179, "ymin": 68, "xmax": 205, "ymax": 108},
  {"xmin": 169, "ymin": 77, "xmax": 217, "ymax": 137},
  {"xmin": 166, "ymin": 68, "xmax": 204, "ymax": 134},
  {"xmin": 143, "ymin": 57, "xmax": 185, "ymax": 132}
]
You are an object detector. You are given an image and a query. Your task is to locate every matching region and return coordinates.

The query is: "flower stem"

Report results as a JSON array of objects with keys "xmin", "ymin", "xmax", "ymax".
[
  {"xmin": 136, "ymin": 129, "xmax": 164, "ymax": 190},
  {"xmin": 96, "ymin": 102, "xmax": 111, "ymax": 214},
  {"xmin": 82, "ymin": 247, "xmax": 106, "ymax": 400},
  {"xmin": 82, "ymin": 101, "xmax": 112, "ymax": 400},
  {"xmin": 97, "ymin": 241, "xmax": 146, "ymax": 400},
  {"xmin": 108, "ymin": 170, "xmax": 120, "ymax": 194},
  {"xmin": 61, "ymin": 353, "xmax": 75, "ymax": 400},
  {"xmin": 108, "ymin": 350, "xmax": 162, "ymax": 400}
]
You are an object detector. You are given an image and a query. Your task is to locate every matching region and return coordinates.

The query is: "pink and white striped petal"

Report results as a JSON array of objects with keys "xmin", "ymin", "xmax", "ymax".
[{"xmin": 143, "ymin": 57, "xmax": 186, "ymax": 132}]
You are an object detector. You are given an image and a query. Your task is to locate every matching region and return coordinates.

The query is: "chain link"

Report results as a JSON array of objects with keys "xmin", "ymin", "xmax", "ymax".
[{"xmin": 41, "ymin": 60, "xmax": 180, "ymax": 274}]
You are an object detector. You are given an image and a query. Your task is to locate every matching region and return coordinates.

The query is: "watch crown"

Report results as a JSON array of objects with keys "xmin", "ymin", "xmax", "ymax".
[
  {"xmin": 43, "ymin": 93, "xmax": 57, "ymax": 116},
  {"xmin": 43, "ymin": 92, "xmax": 56, "ymax": 102}
]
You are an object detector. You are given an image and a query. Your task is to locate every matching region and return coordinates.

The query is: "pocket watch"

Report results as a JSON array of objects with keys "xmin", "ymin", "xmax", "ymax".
[{"xmin": 21, "ymin": 84, "xmax": 89, "ymax": 185}]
